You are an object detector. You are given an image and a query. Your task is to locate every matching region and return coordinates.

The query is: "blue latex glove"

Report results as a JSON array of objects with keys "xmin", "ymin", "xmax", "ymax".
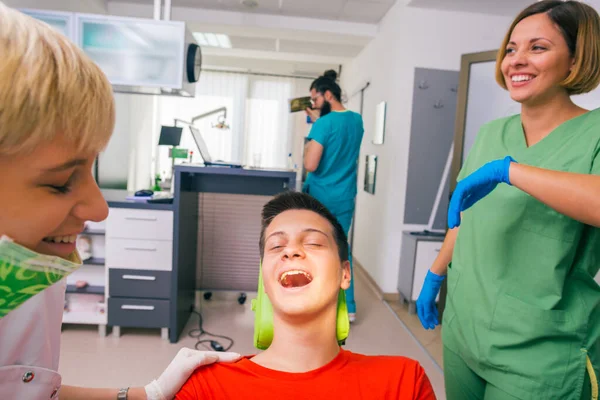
[
  {"xmin": 447, "ymin": 156, "xmax": 516, "ymax": 229},
  {"xmin": 416, "ymin": 270, "xmax": 446, "ymax": 330}
]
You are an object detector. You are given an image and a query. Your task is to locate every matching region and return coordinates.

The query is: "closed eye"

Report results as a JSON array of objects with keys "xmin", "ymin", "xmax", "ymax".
[{"xmin": 47, "ymin": 184, "xmax": 72, "ymax": 195}]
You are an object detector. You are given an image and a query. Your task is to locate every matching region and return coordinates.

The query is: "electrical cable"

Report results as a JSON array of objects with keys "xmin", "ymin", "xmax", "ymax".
[{"xmin": 188, "ymin": 310, "xmax": 235, "ymax": 352}]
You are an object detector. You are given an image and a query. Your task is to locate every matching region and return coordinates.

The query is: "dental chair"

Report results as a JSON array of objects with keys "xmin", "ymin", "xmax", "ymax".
[{"xmin": 251, "ymin": 263, "xmax": 350, "ymax": 350}]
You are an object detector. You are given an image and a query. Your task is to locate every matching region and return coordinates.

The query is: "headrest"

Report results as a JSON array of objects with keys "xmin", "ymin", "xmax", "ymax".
[{"xmin": 251, "ymin": 262, "xmax": 350, "ymax": 350}]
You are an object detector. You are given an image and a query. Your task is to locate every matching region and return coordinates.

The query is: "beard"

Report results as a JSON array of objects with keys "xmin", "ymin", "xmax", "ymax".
[{"xmin": 319, "ymin": 100, "xmax": 332, "ymax": 117}]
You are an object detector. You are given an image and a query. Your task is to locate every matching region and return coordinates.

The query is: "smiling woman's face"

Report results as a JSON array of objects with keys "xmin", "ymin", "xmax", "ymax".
[
  {"xmin": 501, "ymin": 12, "xmax": 574, "ymax": 106},
  {"xmin": 261, "ymin": 209, "xmax": 351, "ymax": 319},
  {"xmin": 0, "ymin": 134, "xmax": 108, "ymax": 259}
]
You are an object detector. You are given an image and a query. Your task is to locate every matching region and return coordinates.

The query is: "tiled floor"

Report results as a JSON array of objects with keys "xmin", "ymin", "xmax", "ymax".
[
  {"xmin": 59, "ymin": 271, "xmax": 446, "ymax": 399},
  {"xmin": 386, "ymin": 300, "xmax": 444, "ymax": 369}
]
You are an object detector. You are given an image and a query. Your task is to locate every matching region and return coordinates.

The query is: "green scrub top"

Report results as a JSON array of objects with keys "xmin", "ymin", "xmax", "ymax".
[
  {"xmin": 443, "ymin": 108, "xmax": 600, "ymax": 400},
  {"xmin": 303, "ymin": 110, "xmax": 364, "ymax": 215}
]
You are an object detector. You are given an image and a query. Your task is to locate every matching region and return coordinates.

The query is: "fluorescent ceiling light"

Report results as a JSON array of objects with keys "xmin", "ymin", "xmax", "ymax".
[
  {"xmin": 193, "ymin": 32, "xmax": 209, "ymax": 46},
  {"xmin": 216, "ymin": 34, "xmax": 232, "ymax": 49},
  {"xmin": 204, "ymin": 33, "xmax": 219, "ymax": 47},
  {"xmin": 194, "ymin": 32, "xmax": 233, "ymax": 49}
]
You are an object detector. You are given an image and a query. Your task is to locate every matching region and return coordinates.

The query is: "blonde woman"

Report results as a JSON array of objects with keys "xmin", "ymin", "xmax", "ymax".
[
  {"xmin": 0, "ymin": 4, "xmax": 239, "ymax": 399},
  {"xmin": 417, "ymin": 1, "xmax": 600, "ymax": 399}
]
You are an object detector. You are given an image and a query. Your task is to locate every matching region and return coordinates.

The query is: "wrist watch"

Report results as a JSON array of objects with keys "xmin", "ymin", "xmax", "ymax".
[{"xmin": 117, "ymin": 388, "xmax": 129, "ymax": 400}]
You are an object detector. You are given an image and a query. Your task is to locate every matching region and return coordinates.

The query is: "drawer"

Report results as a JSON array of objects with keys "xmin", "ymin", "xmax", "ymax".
[
  {"xmin": 109, "ymin": 269, "xmax": 171, "ymax": 299},
  {"xmin": 108, "ymin": 297, "xmax": 169, "ymax": 328},
  {"xmin": 411, "ymin": 240, "xmax": 442, "ymax": 301},
  {"xmin": 106, "ymin": 238, "xmax": 172, "ymax": 271},
  {"xmin": 107, "ymin": 208, "xmax": 173, "ymax": 241}
]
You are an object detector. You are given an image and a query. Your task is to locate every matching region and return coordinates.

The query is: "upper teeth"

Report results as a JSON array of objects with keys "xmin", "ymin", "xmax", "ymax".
[
  {"xmin": 512, "ymin": 75, "xmax": 533, "ymax": 82},
  {"xmin": 44, "ymin": 235, "xmax": 77, "ymax": 243},
  {"xmin": 280, "ymin": 270, "xmax": 312, "ymax": 282}
]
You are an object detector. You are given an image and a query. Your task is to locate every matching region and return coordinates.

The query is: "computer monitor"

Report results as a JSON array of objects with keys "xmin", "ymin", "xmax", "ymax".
[
  {"xmin": 188, "ymin": 125, "xmax": 213, "ymax": 163},
  {"xmin": 159, "ymin": 126, "xmax": 183, "ymax": 146}
]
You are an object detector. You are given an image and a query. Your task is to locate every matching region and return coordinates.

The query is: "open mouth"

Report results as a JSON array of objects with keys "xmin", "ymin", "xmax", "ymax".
[
  {"xmin": 43, "ymin": 235, "xmax": 78, "ymax": 244},
  {"xmin": 279, "ymin": 270, "xmax": 313, "ymax": 289}
]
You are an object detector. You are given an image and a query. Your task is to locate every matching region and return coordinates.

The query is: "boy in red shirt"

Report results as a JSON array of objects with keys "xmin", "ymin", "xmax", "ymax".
[{"xmin": 176, "ymin": 192, "xmax": 437, "ymax": 400}]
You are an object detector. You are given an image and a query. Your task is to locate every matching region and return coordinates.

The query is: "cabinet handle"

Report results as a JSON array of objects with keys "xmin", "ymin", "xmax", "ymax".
[
  {"xmin": 124, "ymin": 247, "xmax": 157, "ymax": 252},
  {"xmin": 121, "ymin": 305, "xmax": 155, "ymax": 311},
  {"xmin": 122, "ymin": 275, "xmax": 156, "ymax": 281},
  {"xmin": 435, "ymin": 249, "xmax": 441, "ymax": 252},
  {"xmin": 125, "ymin": 217, "xmax": 157, "ymax": 221}
]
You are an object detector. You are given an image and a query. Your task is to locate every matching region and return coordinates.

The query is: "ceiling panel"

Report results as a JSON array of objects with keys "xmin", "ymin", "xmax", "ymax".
[
  {"xmin": 229, "ymin": 35, "xmax": 277, "ymax": 51},
  {"xmin": 217, "ymin": 0, "xmax": 282, "ymax": 13},
  {"xmin": 109, "ymin": 0, "xmax": 397, "ymax": 23},
  {"xmin": 281, "ymin": 0, "xmax": 345, "ymax": 20},
  {"xmin": 355, "ymin": 0, "xmax": 395, "ymax": 3},
  {"xmin": 407, "ymin": 0, "xmax": 534, "ymax": 17},
  {"xmin": 168, "ymin": 0, "xmax": 282, "ymax": 13},
  {"xmin": 341, "ymin": 0, "xmax": 391, "ymax": 23},
  {"xmin": 279, "ymin": 38, "xmax": 362, "ymax": 58}
]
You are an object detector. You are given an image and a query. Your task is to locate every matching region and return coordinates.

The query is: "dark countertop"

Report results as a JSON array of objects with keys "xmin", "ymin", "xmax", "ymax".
[
  {"xmin": 174, "ymin": 164, "xmax": 297, "ymax": 180},
  {"xmin": 403, "ymin": 230, "xmax": 445, "ymax": 241},
  {"xmin": 102, "ymin": 189, "xmax": 174, "ymax": 211}
]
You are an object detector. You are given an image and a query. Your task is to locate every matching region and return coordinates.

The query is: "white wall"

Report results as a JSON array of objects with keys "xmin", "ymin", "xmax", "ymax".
[{"xmin": 343, "ymin": 4, "xmax": 513, "ymax": 293}]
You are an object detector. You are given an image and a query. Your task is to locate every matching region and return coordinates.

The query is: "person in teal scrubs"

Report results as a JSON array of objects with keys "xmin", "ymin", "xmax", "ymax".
[
  {"xmin": 303, "ymin": 70, "xmax": 364, "ymax": 322},
  {"xmin": 416, "ymin": 1, "xmax": 600, "ymax": 399}
]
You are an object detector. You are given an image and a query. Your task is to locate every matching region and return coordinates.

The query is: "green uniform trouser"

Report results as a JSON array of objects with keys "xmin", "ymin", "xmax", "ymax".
[{"xmin": 444, "ymin": 345, "xmax": 593, "ymax": 400}]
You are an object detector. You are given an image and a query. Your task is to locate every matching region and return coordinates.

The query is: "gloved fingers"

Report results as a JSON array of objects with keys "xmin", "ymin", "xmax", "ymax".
[
  {"xmin": 418, "ymin": 301, "xmax": 437, "ymax": 330},
  {"xmin": 425, "ymin": 305, "xmax": 437, "ymax": 329},
  {"xmin": 448, "ymin": 211, "xmax": 461, "ymax": 229},
  {"xmin": 176, "ymin": 348, "xmax": 242, "ymax": 369},
  {"xmin": 417, "ymin": 301, "xmax": 428, "ymax": 330},
  {"xmin": 447, "ymin": 199, "xmax": 462, "ymax": 228},
  {"xmin": 448, "ymin": 203, "xmax": 462, "ymax": 229},
  {"xmin": 432, "ymin": 306, "xmax": 439, "ymax": 326},
  {"xmin": 198, "ymin": 351, "xmax": 242, "ymax": 364}
]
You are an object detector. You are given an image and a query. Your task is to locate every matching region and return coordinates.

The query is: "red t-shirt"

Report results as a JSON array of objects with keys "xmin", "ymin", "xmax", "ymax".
[{"xmin": 175, "ymin": 349, "xmax": 436, "ymax": 400}]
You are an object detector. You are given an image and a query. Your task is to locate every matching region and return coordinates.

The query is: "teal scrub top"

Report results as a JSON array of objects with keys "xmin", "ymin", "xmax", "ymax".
[
  {"xmin": 304, "ymin": 110, "xmax": 364, "ymax": 215},
  {"xmin": 443, "ymin": 109, "xmax": 600, "ymax": 400}
]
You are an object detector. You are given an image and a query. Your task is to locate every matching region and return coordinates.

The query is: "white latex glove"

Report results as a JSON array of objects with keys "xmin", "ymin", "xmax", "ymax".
[{"xmin": 145, "ymin": 347, "xmax": 242, "ymax": 400}]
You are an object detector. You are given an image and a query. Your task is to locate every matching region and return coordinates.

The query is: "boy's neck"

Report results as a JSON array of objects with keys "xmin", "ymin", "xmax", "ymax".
[{"xmin": 251, "ymin": 306, "xmax": 341, "ymax": 373}]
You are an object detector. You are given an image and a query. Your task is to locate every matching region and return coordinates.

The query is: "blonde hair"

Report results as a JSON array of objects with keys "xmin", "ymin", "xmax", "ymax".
[
  {"xmin": 496, "ymin": 0, "xmax": 600, "ymax": 95},
  {"xmin": 0, "ymin": 2, "xmax": 115, "ymax": 156}
]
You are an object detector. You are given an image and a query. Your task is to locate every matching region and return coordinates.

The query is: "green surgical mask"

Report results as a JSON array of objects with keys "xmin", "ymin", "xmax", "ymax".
[{"xmin": 0, "ymin": 235, "xmax": 82, "ymax": 318}]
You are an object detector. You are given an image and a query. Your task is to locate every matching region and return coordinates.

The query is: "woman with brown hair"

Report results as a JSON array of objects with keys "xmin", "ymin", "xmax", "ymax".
[{"xmin": 416, "ymin": 1, "xmax": 600, "ymax": 399}]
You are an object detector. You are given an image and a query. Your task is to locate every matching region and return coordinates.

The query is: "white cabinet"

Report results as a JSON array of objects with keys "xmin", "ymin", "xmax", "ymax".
[
  {"xmin": 107, "ymin": 239, "xmax": 173, "ymax": 271},
  {"xmin": 76, "ymin": 14, "xmax": 185, "ymax": 89},
  {"xmin": 20, "ymin": 9, "xmax": 75, "ymax": 39},
  {"xmin": 398, "ymin": 232, "xmax": 443, "ymax": 313},
  {"xmin": 20, "ymin": 9, "xmax": 196, "ymax": 96},
  {"xmin": 106, "ymin": 208, "xmax": 173, "ymax": 271},
  {"xmin": 106, "ymin": 208, "xmax": 174, "ymax": 241}
]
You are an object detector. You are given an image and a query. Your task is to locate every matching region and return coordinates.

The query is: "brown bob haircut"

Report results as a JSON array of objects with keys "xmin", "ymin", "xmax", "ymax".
[{"xmin": 495, "ymin": 0, "xmax": 600, "ymax": 95}]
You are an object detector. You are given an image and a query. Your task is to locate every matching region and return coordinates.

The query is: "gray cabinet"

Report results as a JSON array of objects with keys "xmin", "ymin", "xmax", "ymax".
[{"xmin": 398, "ymin": 232, "xmax": 443, "ymax": 314}]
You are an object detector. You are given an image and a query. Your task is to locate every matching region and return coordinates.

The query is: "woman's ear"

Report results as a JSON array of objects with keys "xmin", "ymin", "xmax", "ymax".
[{"xmin": 340, "ymin": 260, "xmax": 351, "ymax": 290}]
